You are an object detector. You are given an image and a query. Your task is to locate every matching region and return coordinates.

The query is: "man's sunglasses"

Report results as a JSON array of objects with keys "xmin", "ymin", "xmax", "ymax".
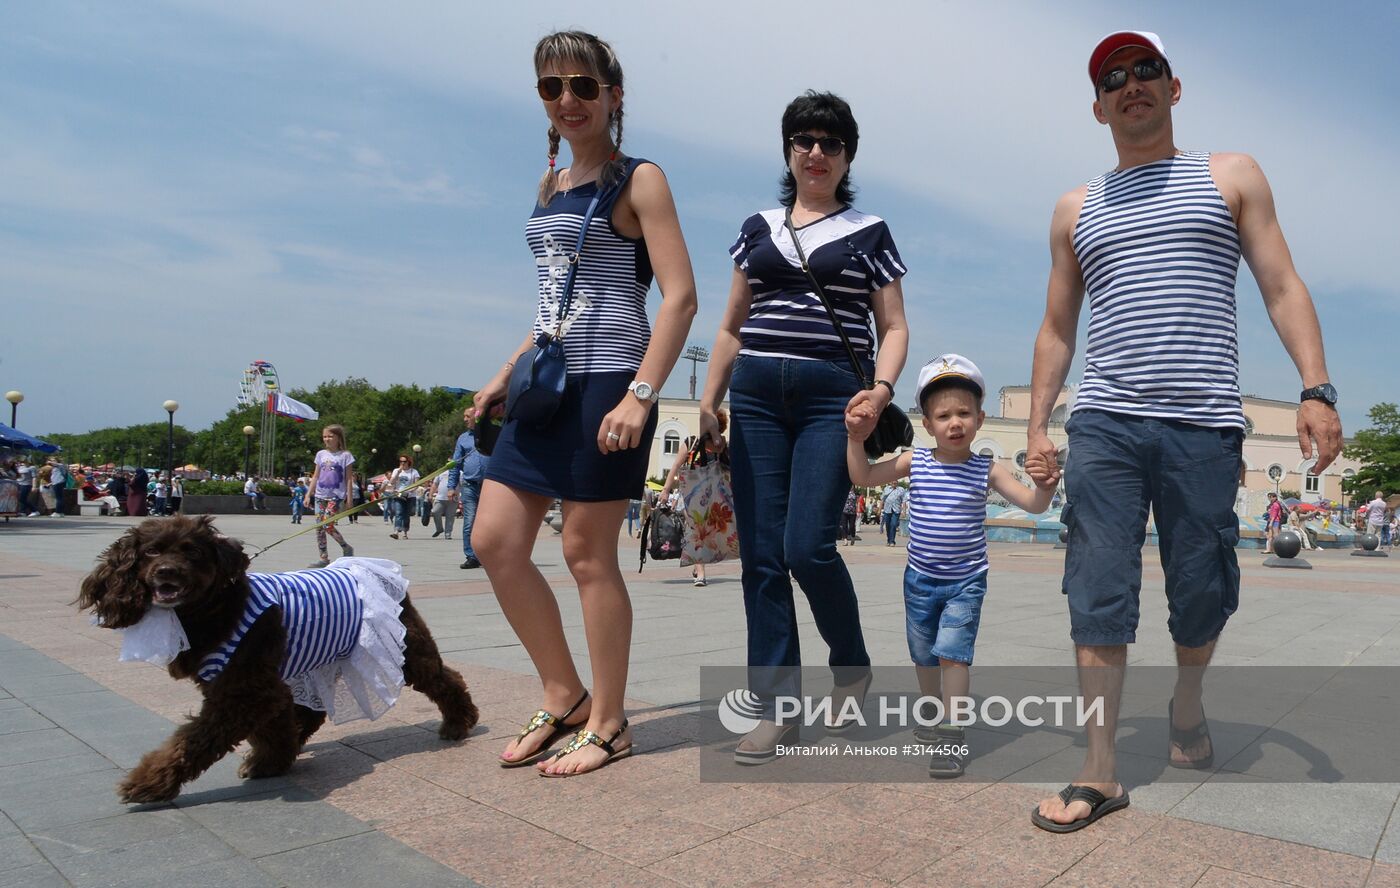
[
  {"xmin": 536, "ymin": 74, "xmax": 611, "ymax": 102},
  {"xmin": 1098, "ymin": 58, "xmax": 1168, "ymax": 94},
  {"xmin": 789, "ymin": 134, "xmax": 846, "ymax": 157}
]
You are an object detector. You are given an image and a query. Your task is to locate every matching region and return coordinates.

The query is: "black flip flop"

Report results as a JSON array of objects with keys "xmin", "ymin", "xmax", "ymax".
[
  {"xmin": 1030, "ymin": 784, "xmax": 1130, "ymax": 833},
  {"xmin": 1168, "ymin": 698, "xmax": 1215, "ymax": 770}
]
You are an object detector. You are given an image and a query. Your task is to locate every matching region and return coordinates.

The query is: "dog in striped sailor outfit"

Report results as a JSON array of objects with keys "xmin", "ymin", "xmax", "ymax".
[{"xmin": 77, "ymin": 516, "xmax": 477, "ymax": 803}]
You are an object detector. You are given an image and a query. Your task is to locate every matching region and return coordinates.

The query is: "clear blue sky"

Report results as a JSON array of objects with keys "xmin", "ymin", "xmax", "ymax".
[{"xmin": 2, "ymin": 2, "xmax": 1395, "ymax": 436}]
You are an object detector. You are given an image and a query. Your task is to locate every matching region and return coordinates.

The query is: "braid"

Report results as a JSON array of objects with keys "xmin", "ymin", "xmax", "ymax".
[
  {"xmin": 537, "ymin": 126, "xmax": 562, "ymax": 206},
  {"xmin": 601, "ymin": 106, "xmax": 625, "ymax": 188}
]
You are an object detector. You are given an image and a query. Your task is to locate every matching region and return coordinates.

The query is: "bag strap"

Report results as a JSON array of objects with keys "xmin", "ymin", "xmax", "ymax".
[
  {"xmin": 783, "ymin": 207, "xmax": 871, "ymax": 390},
  {"xmin": 551, "ymin": 186, "xmax": 608, "ymax": 340}
]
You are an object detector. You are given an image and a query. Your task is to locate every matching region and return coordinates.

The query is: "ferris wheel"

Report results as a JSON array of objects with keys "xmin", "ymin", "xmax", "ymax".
[
  {"xmin": 238, "ymin": 360, "xmax": 280, "ymax": 407},
  {"xmin": 237, "ymin": 361, "xmax": 283, "ymax": 478}
]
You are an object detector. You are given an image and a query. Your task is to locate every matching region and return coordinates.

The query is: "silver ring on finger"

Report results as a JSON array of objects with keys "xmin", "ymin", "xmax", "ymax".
[{"xmin": 607, "ymin": 432, "xmax": 620, "ymax": 441}]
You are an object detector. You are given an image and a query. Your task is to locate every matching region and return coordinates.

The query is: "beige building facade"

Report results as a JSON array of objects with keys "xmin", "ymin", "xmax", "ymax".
[{"xmin": 649, "ymin": 387, "xmax": 1360, "ymax": 516}]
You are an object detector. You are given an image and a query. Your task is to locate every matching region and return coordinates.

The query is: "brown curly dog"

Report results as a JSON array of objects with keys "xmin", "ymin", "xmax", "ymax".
[{"xmin": 76, "ymin": 515, "xmax": 478, "ymax": 804}]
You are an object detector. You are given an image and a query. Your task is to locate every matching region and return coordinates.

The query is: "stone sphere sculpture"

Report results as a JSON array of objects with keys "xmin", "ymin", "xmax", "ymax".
[{"xmin": 1272, "ymin": 530, "xmax": 1301, "ymax": 559}]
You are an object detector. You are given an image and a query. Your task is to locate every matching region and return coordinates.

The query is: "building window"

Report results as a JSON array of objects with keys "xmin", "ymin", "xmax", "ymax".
[
  {"xmin": 1305, "ymin": 472, "xmax": 1321, "ymax": 495},
  {"xmin": 1267, "ymin": 464, "xmax": 1284, "ymax": 483},
  {"xmin": 1014, "ymin": 451, "xmax": 1027, "ymax": 468},
  {"xmin": 1342, "ymin": 468, "xmax": 1356, "ymax": 479},
  {"xmin": 663, "ymin": 431, "xmax": 680, "ymax": 455},
  {"xmin": 1244, "ymin": 416, "xmax": 1255, "ymax": 436},
  {"xmin": 978, "ymin": 448, "xmax": 995, "ymax": 458}
]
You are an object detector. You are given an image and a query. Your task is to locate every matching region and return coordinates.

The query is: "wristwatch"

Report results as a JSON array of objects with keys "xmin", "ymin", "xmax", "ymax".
[
  {"xmin": 628, "ymin": 380, "xmax": 659, "ymax": 404},
  {"xmin": 1300, "ymin": 383, "xmax": 1338, "ymax": 406}
]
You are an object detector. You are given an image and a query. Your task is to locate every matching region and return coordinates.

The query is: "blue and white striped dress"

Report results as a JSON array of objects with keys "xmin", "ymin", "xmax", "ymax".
[
  {"xmin": 198, "ymin": 568, "xmax": 364, "ymax": 683},
  {"xmin": 527, "ymin": 157, "xmax": 653, "ymax": 376},
  {"xmin": 906, "ymin": 450, "xmax": 992, "ymax": 580},
  {"xmin": 1072, "ymin": 152, "xmax": 1244, "ymax": 429}
]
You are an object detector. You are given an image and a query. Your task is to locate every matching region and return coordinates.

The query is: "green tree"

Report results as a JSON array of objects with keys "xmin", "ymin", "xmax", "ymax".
[
  {"xmin": 37, "ymin": 377, "xmax": 474, "ymax": 481},
  {"xmin": 1342, "ymin": 403, "xmax": 1400, "ymax": 497}
]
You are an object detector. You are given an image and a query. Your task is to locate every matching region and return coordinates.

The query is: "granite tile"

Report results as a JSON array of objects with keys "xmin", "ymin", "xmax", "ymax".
[
  {"xmin": 1047, "ymin": 835, "xmax": 1209, "ymax": 887},
  {"xmin": 256, "ymin": 830, "xmax": 471, "ymax": 888},
  {"xmin": 1130, "ymin": 818, "xmax": 1372, "ymax": 888},
  {"xmin": 646, "ymin": 835, "xmax": 811, "ymax": 888},
  {"xmin": 577, "ymin": 811, "xmax": 726, "ymax": 867},
  {"xmin": 1192, "ymin": 866, "xmax": 1297, "ymax": 887},
  {"xmin": 181, "ymin": 786, "xmax": 373, "ymax": 857}
]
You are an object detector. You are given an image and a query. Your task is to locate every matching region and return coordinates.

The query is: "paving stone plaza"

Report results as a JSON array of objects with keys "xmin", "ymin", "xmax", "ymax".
[{"xmin": 2, "ymin": 514, "xmax": 1399, "ymax": 887}]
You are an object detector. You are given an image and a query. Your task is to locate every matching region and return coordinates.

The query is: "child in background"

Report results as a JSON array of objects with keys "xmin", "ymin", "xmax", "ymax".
[
  {"xmin": 305, "ymin": 425, "xmax": 356, "ymax": 567},
  {"xmin": 291, "ymin": 478, "xmax": 308, "ymax": 524},
  {"xmin": 847, "ymin": 354, "xmax": 1055, "ymax": 778}
]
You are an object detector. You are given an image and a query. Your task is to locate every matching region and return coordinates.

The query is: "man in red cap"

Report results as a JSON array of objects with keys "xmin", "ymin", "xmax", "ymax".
[{"xmin": 1026, "ymin": 30, "xmax": 1342, "ymax": 832}]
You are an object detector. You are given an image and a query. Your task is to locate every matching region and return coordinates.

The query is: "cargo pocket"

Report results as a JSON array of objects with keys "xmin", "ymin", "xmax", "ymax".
[
  {"xmin": 1058, "ymin": 502, "xmax": 1075, "ymax": 595},
  {"xmin": 1217, "ymin": 523, "xmax": 1241, "ymax": 619}
]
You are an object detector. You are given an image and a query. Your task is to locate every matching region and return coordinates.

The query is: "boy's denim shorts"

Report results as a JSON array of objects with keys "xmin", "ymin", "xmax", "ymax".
[
  {"xmin": 1061, "ymin": 409, "xmax": 1244, "ymax": 648},
  {"xmin": 904, "ymin": 566, "xmax": 988, "ymax": 666}
]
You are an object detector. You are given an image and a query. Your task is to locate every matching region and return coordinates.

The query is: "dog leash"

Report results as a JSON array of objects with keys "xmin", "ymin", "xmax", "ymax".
[{"xmin": 247, "ymin": 461, "xmax": 454, "ymax": 561}]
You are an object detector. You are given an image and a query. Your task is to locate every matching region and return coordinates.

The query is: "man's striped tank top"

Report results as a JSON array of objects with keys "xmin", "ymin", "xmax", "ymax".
[
  {"xmin": 197, "ymin": 568, "xmax": 363, "ymax": 683},
  {"xmin": 907, "ymin": 449, "xmax": 992, "ymax": 580},
  {"xmin": 1071, "ymin": 151, "xmax": 1245, "ymax": 429}
]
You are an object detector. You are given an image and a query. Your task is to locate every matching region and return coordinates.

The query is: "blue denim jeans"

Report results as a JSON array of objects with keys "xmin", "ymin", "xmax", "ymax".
[
  {"xmin": 392, "ymin": 497, "xmax": 414, "ymax": 532},
  {"xmin": 882, "ymin": 511, "xmax": 900, "ymax": 544},
  {"xmin": 729, "ymin": 354, "xmax": 872, "ymax": 710},
  {"xmin": 460, "ymin": 479, "xmax": 481, "ymax": 560}
]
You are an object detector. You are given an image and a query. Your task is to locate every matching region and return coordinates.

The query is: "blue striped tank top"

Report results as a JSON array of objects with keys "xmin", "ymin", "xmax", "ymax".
[
  {"xmin": 197, "ymin": 568, "xmax": 363, "ymax": 683},
  {"xmin": 907, "ymin": 449, "xmax": 992, "ymax": 580},
  {"xmin": 527, "ymin": 157, "xmax": 654, "ymax": 376},
  {"xmin": 1072, "ymin": 151, "xmax": 1245, "ymax": 429}
]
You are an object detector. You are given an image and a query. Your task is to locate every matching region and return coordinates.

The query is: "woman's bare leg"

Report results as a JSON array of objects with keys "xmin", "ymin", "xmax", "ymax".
[
  {"xmin": 473, "ymin": 481, "xmax": 591, "ymax": 763},
  {"xmin": 538, "ymin": 498, "xmax": 634, "ymax": 775}
]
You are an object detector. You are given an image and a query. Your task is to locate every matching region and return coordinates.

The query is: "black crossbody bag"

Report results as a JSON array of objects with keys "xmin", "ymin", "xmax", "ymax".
[{"xmin": 783, "ymin": 208, "xmax": 913, "ymax": 458}]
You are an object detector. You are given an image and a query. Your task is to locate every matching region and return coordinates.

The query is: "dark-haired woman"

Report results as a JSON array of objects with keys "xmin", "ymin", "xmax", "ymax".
[
  {"xmin": 470, "ymin": 30, "xmax": 697, "ymax": 777},
  {"xmin": 698, "ymin": 91, "xmax": 909, "ymax": 763}
]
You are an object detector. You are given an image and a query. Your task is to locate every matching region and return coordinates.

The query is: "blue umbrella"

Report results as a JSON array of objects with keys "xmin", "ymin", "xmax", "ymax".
[{"xmin": 0, "ymin": 424, "xmax": 60, "ymax": 453}]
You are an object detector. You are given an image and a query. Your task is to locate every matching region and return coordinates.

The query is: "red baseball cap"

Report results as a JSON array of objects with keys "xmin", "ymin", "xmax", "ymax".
[{"xmin": 1088, "ymin": 30, "xmax": 1169, "ymax": 84}]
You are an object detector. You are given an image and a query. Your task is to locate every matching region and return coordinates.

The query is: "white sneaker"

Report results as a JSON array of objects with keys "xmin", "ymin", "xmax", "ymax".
[{"xmin": 27, "ymin": 512, "xmax": 40, "ymax": 517}]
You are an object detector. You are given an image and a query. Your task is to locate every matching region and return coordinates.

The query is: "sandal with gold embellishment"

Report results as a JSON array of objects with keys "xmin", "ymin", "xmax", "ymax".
[
  {"xmin": 538, "ymin": 719, "xmax": 632, "ymax": 778},
  {"xmin": 498, "ymin": 690, "xmax": 590, "ymax": 768}
]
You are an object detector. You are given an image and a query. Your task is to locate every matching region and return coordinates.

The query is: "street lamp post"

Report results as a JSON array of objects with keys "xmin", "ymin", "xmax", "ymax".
[
  {"xmin": 243, "ymin": 425, "xmax": 256, "ymax": 480},
  {"xmin": 164, "ymin": 402, "xmax": 178, "ymax": 516},
  {"xmin": 4, "ymin": 391, "xmax": 22, "ymax": 428}
]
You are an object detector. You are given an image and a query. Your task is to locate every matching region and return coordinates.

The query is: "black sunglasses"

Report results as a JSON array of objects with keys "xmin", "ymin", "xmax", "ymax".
[
  {"xmin": 1099, "ymin": 58, "xmax": 1168, "ymax": 93},
  {"xmin": 789, "ymin": 134, "xmax": 846, "ymax": 157},
  {"xmin": 536, "ymin": 74, "xmax": 611, "ymax": 103}
]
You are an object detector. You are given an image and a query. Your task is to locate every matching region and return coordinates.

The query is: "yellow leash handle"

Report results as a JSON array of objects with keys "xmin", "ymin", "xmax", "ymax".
[{"xmin": 249, "ymin": 461, "xmax": 455, "ymax": 560}]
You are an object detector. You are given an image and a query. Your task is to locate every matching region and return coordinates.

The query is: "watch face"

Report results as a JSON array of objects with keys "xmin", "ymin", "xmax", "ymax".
[
  {"xmin": 633, "ymin": 382, "xmax": 654, "ymax": 400},
  {"xmin": 1320, "ymin": 383, "xmax": 1337, "ymax": 403}
]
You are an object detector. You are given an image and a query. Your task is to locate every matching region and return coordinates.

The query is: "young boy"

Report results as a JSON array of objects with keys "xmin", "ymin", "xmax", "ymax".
[
  {"xmin": 847, "ymin": 354, "xmax": 1056, "ymax": 778},
  {"xmin": 291, "ymin": 478, "xmax": 308, "ymax": 524}
]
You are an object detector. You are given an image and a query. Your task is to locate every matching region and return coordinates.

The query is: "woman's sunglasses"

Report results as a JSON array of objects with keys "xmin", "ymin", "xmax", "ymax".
[
  {"xmin": 789, "ymin": 134, "xmax": 846, "ymax": 157},
  {"xmin": 1098, "ymin": 58, "xmax": 1167, "ymax": 94},
  {"xmin": 536, "ymin": 74, "xmax": 611, "ymax": 103}
]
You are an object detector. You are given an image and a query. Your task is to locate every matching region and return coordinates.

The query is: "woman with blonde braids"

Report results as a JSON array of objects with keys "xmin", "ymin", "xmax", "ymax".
[{"xmin": 470, "ymin": 30, "xmax": 697, "ymax": 777}]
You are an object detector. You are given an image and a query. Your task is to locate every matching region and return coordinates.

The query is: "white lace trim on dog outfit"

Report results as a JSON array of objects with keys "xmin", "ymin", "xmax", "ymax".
[{"xmin": 110, "ymin": 608, "xmax": 190, "ymax": 666}]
